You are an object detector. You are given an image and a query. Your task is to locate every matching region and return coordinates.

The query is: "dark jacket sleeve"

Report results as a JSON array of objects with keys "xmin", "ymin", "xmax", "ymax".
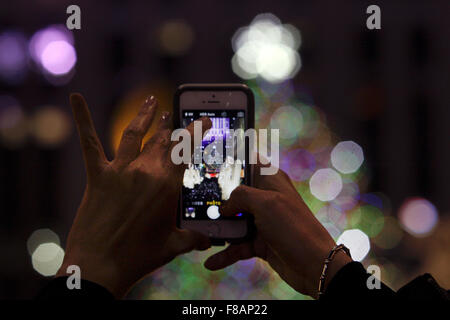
[
  {"xmin": 321, "ymin": 261, "xmax": 449, "ymax": 301},
  {"xmin": 36, "ymin": 276, "xmax": 115, "ymax": 300},
  {"xmin": 36, "ymin": 263, "xmax": 448, "ymax": 300}
]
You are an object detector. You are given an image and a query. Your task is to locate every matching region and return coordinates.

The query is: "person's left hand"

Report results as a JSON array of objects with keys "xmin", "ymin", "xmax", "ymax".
[{"xmin": 56, "ymin": 93, "xmax": 211, "ymax": 298}]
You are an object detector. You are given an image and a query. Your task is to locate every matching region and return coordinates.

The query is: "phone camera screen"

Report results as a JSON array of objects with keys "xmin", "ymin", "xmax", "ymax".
[{"xmin": 182, "ymin": 110, "xmax": 246, "ymax": 220}]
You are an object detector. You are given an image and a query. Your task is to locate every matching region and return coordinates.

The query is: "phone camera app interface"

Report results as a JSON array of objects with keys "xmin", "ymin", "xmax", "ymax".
[{"xmin": 182, "ymin": 110, "xmax": 246, "ymax": 220}]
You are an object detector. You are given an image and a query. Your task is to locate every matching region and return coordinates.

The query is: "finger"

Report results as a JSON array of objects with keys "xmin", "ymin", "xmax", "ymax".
[
  {"xmin": 204, "ymin": 242, "xmax": 255, "ymax": 271},
  {"xmin": 70, "ymin": 93, "xmax": 107, "ymax": 178},
  {"xmin": 220, "ymin": 184, "xmax": 272, "ymax": 218},
  {"xmin": 140, "ymin": 111, "xmax": 172, "ymax": 158},
  {"xmin": 114, "ymin": 96, "xmax": 157, "ymax": 168},
  {"xmin": 167, "ymin": 229, "xmax": 211, "ymax": 256}
]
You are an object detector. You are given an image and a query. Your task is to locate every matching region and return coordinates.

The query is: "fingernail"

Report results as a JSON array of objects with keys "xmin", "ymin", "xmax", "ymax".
[
  {"xmin": 145, "ymin": 95, "xmax": 155, "ymax": 105},
  {"xmin": 161, "ymin": 111, "xmax": 170, "ymax": 120}
]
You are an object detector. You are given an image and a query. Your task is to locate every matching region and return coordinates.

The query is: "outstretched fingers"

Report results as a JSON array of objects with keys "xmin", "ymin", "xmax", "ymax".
[
  {"xmin": 140, "ymin": 110, "xmax": 173, "ymax": 159},
  {"xmin": 114, "ymin": 96, "xmax": 157, "ymax": 169},
  {"xmin": 70, "ymin": 93, "xmax": 107, "ymax": 179}
]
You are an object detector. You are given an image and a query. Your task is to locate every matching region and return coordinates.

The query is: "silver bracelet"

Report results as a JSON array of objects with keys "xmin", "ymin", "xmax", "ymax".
[{"xmin": 318, "ymin": 244, "xmax": 351, "ymax": 298}]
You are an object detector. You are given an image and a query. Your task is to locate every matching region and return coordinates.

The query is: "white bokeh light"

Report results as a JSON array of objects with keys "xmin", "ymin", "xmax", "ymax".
[
  {"xmin": 337, "ymin": 229, "xmax": 370, "ymax": 262},
  {"xmin": 309, "ymin": 168, "xmax": 343, "ymax": 202},
  {"xmin": 331, "ymin": 141, "xmax": 364, "ymax": 174},
  {"xmin": 231, "ymin": 13, "xmax": 301, "ymax": 83},
  {"xmin": 27, "ymin": 228, "xmax": 60, "ymax": 256},
  {"xmin": 398, "ymin": 198, "xmax": 438, "ymax": 237},
  {"xmin": 31, "ymin": 242, "xmax": 65, "ymax": 276}
]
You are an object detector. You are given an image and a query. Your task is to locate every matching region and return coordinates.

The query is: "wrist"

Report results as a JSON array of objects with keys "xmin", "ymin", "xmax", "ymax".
[
  {"xmin": 323, "ymin": 249, "xmax": 353, "ymax": 289},
  {"xmin": 314, "ymin": 245, "xmax": 353, "ymax": 299}
]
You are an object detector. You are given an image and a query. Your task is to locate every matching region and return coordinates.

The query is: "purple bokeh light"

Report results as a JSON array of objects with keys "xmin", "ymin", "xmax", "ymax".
[
  {"xmin": 41, "ymin": 41, "xmax": 76, "ymax": 75},
  {"xmin": 280, "ymin": 148, "xmax": 316, "ymax": 181},
  {"xmin": 0, "ymin": 31, "xmax": 28, "ymax": 83}
]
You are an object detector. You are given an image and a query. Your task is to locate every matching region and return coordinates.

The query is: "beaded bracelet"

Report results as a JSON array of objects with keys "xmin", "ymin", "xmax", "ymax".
[{"xmin": 317, "ymin": 244, "xmax": 351, "ymax": 298}]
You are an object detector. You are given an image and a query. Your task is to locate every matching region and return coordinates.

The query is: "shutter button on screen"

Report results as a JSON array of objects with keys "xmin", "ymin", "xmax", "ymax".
[{"xmin": 207, "ymin": 205, "xmax": 220, "ymax": 219}]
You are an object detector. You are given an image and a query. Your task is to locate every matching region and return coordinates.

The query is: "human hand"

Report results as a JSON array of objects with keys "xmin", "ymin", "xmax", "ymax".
[
  {"xmin": 204, "ymin": 162, "xmax": 352, "ymax": 299},
  {"xmin": 56, "ymin": 93, "xmax": 211, "ymax": 298}
]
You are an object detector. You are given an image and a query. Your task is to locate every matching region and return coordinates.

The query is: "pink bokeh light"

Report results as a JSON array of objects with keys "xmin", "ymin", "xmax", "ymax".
[
  {"xmin": 41, "ymin": 41, "xmax": 76, "ymax": 75},
  {"xmin": 29, "ymin": 25, "xmax": 76, "ymax": 76}
]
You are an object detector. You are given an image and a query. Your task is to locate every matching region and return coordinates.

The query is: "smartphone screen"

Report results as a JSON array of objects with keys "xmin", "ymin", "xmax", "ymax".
[{"xmin": 181, "ymin": 109, "xmax": 247, "ymax": 221}]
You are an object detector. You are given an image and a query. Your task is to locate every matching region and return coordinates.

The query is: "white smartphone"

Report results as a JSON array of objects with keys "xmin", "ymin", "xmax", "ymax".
[{"xmin": 173, "ymin": 84, "xmax": 255, "ymax": 244}]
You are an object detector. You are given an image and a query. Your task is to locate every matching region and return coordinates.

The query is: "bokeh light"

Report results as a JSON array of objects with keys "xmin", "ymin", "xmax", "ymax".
[
  {"xmin": 295, "ymin": 181, "xmax": 326, "ymax": 214},
  {"xmin": 270, "ymin": 105, "xmax": 303, "ymax": 140},
  {"xmin": 306, "ymin": 123, "xmax": 333, "ymax": 152},
  {"xmin": 331, "ymin": 178, "xmax": 360, "ymax": 212},
  {"xmin": 349, "ymin": 205, "xmax": 385, "ymax": 238},
  {"xmin": 0, "ymin": 95, "xmax": 27, "ymax": 148},
  {"xmin": 259, "ymin": 80, "xmax": 295, "ymax": 104},
  {"xmin": 372, "ymin": 216, "xmax": 403, "ymax": 249},
  {"xmin": 322, "ymin": 222, "xmax": 342, "ymax": 240},
  {"xmin": 268, "ymin": 276, "xmax": 301, "ymax": 299},
  {"xmin": 29, "ymin": 25, "xmax": 76, "ymax": 82},
  {"xmin": 280, "ymin": 148, "xmax": 316, "ymax": 181},
  {"xmin": 337, "ymin": 229, "xmax": 370, "ymax": 262},
  {"xmin": 309, "ymin": 168, "xmax": 343, "ymax": 202},
  {"xmin": 27, "ymin": 228, "xmax": 60, "ymax": 256},
  {"xmin": 331, "ymin": 141, "xmax": 364, "ymax": 174},
  {"xmin": 296, "ymin": 103, "xmax": 320, "ymax": 140},
  {"xmin": 0, "ymin": 31, "xmax": 28, "ymax": 84},
  {"xmin": 110, "ymin": 13, "xmax": 428, "ymax": 299},
  {"xmin": 316, "ymin": 205, "xmax": 347, "ymax": 233},
  {"xmin": 157, "ymin": 19, "xmax": 194, "ymax": 56},
  {"xmin": 40, "ymin": 41, "xmax": 76, "ymax": 75},
  {"xmin": 29, "ymin": 25, "xmax": 74, "ymax": 64},
  {"xmin": 31, "ymin": 242, "xmax": 64, "ymax": 276},
  {"xmin": 359, "ymin": 192, "xmax": 384, "ymax": 210},
  {"xmin": 231, "ymin": 13, "xmax": 301, "ymax": 83},
  {"xmin": 29, "ymin": 106, "xmax": 72, "ymax": 147},
  {"xmin": 398, "ymin": 197, "xmax": 438, "ymax": 237}
]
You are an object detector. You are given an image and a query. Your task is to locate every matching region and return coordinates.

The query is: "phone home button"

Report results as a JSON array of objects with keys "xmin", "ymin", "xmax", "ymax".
[{"xmin": 207, "ymin": 223, "xmax": 220, "ymax": 237}]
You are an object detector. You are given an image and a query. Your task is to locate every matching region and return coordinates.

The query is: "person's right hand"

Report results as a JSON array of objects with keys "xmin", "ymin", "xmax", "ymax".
[
  {"xmin": 57, "ymin": 93, "xmax": 211, "ymax": 298},
  {"xmin": 204, "ymin": 163, "xmax": 353, "ymax": 299}
]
